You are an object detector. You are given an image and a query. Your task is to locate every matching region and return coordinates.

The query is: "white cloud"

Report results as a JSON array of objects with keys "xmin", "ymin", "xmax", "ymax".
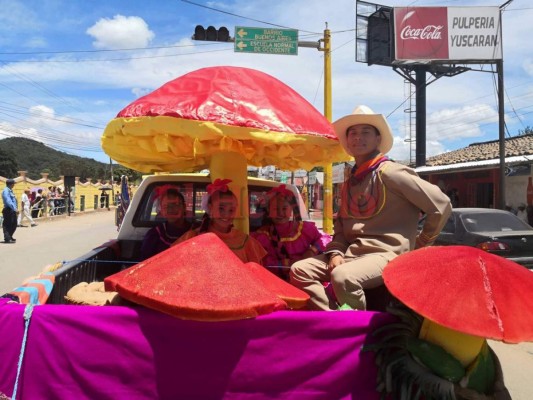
[
  {"xmin": 29, "ymin": 104, "xmax": 55, "ymax": 120},
  {"xmin": 131, "ymin": 87, "xmax": 152, "ymax": 98},
  {"xmin": 387, "ymin": 135, "xmax": 447, "ymax": 162},
  {"xmin": 86, "ymin": 15, "xmax": 155, "ymax": 50},
  {"xmin": 524, "ymin": 59, "xmax": 533, "ymax": 77},
  {"xmin": 426, "ymin": 104, "xmax": 498, "ymax": 142},
  {"xmin": 0, "ymin": 118, "xmax": 45, "ymax": 144}
]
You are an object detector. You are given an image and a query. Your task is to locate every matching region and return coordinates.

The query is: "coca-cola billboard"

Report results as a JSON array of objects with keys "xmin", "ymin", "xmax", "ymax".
[{"xmin": 394, "ymin": 7, "xmax": 502, "ymax": 61}]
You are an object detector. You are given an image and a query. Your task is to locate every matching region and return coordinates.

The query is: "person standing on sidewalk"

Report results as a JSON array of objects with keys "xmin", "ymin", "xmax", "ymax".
[
  {"xmin": 2, "ymin": 179, "xmax": 18, "ymax": 243},
  {"xmin": 290, "ymin": 106, "xmax": 451, "ymax": 311},
  {"xmin": 17, "ymin": 188, "xmax": 37, "ymax": 228}
]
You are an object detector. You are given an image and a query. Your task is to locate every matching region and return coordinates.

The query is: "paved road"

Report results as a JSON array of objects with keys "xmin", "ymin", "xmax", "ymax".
[
  {"xmin": 0, "ymin": 210, "xmax": 118, "ymax": 294},
  {"xmin": 1, "ymin": 211, "xmax": 531, "ymax": 399}
]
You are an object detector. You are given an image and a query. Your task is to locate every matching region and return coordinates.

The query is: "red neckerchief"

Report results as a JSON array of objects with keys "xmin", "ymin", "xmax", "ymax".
[{"xmin": 351, "ymin": 153, "xmax": 389, "ymax": 183}]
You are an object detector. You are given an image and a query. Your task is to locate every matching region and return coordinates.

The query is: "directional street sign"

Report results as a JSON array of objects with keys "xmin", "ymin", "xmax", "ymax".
[{"xmin": 234, "ymin": 26, "xmax": 298, "ymax": 56}]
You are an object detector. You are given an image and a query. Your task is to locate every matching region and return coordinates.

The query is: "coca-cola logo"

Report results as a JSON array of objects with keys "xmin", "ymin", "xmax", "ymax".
[
  {"xmin": 395, "ymin": 7, "xmax": 449, "ymax": 60},
  {"xmin": 400, "ymin": 25, "xmax": 444, "ymax": 40}
]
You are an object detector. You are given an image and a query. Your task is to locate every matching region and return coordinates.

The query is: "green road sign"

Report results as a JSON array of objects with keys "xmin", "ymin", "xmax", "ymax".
[{"xmin": 234, "ymin": 26, "xmax": 298, "ymax": 56}]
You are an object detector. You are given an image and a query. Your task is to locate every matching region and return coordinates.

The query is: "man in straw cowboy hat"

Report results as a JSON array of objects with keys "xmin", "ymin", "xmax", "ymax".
[{"xmin": 290, "ymin": 106, "xmax": 452, "ymax": 310}]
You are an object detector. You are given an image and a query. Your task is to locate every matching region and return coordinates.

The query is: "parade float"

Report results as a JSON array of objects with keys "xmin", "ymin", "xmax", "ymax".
[{"xmin": 1, "ymin": 66, "xmax": 531, "ymax": 399}]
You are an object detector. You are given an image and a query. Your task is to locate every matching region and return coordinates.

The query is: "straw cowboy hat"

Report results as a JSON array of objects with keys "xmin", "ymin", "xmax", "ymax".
[{"xmin": 333, "ymin": 105, "xmax": 394, "ymax": 155}]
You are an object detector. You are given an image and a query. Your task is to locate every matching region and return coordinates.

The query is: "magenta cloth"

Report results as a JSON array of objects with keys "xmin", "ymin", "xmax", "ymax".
[{"xmin": 0, "ymin": 298, "xmax": 393, "ymax": 399}]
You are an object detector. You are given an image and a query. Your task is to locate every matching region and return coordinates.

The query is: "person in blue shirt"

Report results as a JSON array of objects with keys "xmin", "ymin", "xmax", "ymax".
[{"xmin": 2, "ymin": 179, "xmax": 18, "ymax": 243}]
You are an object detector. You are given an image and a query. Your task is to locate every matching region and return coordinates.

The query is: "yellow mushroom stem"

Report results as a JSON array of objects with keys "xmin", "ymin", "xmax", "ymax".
[
  {"xmin": 209, "ymin": 151, "xmax": 249, "ymax": 234},
  {"xmin": 419, "ymin": 318, "xmax": 485, "ymax": 367}
]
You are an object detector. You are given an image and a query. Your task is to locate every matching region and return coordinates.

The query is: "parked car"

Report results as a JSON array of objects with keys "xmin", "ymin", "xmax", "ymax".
[{"xmin": 421, "ymin": 208, "xmax": 533, "ymax": 268}]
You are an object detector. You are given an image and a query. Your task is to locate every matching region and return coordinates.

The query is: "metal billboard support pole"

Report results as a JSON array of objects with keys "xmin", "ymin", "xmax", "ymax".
[
  {"xmin": 415, "ymin": 67, "xmax": 427, "ymax": 167},
  {"xmin": 497, "ymin": 59, "xmax": 505, "ymax": 210}
]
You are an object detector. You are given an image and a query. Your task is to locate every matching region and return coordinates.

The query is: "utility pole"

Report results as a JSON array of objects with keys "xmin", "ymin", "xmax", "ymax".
[
  {"xmin": 319, "ymin": 25, "xmax": 333, "ymax": 234},
  {"xmin": 192, "ymin": 25, "xmax": 335, "ymax": 230},
  {"xmin": 496, "ymin": 1, "xmax": 509, "ymax": 209},
  {"xmin": 109, "ymin": 157, "xmax": 115, "ymax": 209}
]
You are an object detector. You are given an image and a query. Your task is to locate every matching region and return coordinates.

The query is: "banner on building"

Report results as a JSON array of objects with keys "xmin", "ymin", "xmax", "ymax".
[{"xmin": 394, "ymin": 6, "xmax": 502, "ymax": 61}]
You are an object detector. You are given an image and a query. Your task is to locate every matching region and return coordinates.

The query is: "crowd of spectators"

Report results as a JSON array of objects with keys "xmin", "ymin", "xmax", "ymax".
[{"xmin": 23, "ymin": 186, "xmax": 74, "ymax": 219}]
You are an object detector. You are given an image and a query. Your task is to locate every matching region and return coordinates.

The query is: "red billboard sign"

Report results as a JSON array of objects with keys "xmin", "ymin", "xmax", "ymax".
[{"xmin": 394, "ymin": 7, "xmax": 502, "ymax": 61}]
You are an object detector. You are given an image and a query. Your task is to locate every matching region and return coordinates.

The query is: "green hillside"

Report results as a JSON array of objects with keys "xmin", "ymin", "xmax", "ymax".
[{"xmin": 0, "ymin": 137, "xmax": 141, "ymax": 183}]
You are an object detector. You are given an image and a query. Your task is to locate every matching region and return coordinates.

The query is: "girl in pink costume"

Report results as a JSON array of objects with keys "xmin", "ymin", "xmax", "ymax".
[{"xmin": 252, "ymin": 185, "xmax": 331, "ymax": 280}]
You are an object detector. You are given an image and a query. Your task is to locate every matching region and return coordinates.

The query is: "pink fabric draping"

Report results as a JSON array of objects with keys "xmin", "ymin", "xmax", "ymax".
[{"xmin": 0, "ymin": 299, "xmax": 393, "ymax": 399}]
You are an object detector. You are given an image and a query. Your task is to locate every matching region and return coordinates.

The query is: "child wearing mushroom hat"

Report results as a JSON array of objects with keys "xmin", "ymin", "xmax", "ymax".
[{"xmin": 290, "ymin": 105, "xmax": 452, "ymax": 311}]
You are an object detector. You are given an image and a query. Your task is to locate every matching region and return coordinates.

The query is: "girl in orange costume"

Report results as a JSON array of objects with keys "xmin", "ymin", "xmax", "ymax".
[{"xmin": 173, "ymin": 179, "xmax": 266, "ymax": 264}]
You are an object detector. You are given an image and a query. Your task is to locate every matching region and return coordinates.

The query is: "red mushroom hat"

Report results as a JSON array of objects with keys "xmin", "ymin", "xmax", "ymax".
[
  {"xmin": 383, "ymin": 245, "xmax": 533, "ymax": 343},
  {"xmin": 104, "ymin": 233, "xmax": 287, "ymax": 321}
]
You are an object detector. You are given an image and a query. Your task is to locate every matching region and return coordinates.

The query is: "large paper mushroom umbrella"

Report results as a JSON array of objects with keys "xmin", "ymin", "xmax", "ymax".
[
  {"xmin": 102, "ymin": 66, "xmax": 350, "ymax": 233},
  {"xmin": 383, "ymin": 245, "xmax": 533, "ymax": 345},
  {"xmin": 378, "ymin": 246, "xmax": 532, "ymax": 397}
]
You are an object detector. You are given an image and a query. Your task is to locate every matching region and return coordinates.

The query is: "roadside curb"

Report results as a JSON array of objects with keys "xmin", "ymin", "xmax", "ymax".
[{"xmin": 32, "ymin": 208, "xmax": 116, "ymax": 225}]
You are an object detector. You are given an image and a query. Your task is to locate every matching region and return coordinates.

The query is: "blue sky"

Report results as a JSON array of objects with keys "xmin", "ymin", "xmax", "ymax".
[{"xmin": 0, "ymin": 0, "xmax": 531, "ymax": 165}]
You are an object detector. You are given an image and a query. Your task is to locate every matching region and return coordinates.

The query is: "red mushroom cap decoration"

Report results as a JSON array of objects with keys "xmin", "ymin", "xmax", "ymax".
[
  {"xmin": 383, "ymin": 246, "xmax": 533, "ymax": 343},
  {"xmin": 102, "ymin": 66, "xmax": 350, "ymax": 173}
]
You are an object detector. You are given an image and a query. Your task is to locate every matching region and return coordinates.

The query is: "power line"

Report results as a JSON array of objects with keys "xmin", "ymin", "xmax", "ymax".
[
  {"xmin": 0, "ymin": 102, "xmax": 105, "ymax": 129},
  {"xmin": 0, "ymin": 129, "xmax": 102, "ymax": 152},
  {"xmin": 0, "ymin": 63, "xmax": 88, "ymax": 115},
  {"xmin": 0, "ymin": 42, "xmax": 211, "ymax": 56},
  {"xmin": 0, "ymin": 121, "xmax": 101, "ymax": 150},
  {"xmin": 0, "ymin": 47, "xmax": 232, "ymax": 63}
]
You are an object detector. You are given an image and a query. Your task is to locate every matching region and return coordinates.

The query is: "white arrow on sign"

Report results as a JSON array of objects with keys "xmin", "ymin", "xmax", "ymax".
[
  {"xmin": 237, "ymin": 28, "xmax": 248, "ymax": 38},
  {"xmin": 236, "ymin": 41, "xmax": 247, "ymax": 50}
]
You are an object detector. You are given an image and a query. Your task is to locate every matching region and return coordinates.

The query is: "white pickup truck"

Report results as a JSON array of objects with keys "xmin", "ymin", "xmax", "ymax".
[{"xmin": 41, "ymin": 173, "xmax": 310, "ymax": 304}]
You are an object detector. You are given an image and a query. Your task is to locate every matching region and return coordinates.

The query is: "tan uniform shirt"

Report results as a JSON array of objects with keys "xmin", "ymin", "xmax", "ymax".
[{"xmin": 326, "ymin": 161, "xmax": 451, "ymax": 260}]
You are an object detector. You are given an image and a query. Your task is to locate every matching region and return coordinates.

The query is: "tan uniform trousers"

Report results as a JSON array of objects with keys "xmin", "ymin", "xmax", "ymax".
[{"xmin": 290, "ymin": 252, "xmax": 392, "ymax": 311}]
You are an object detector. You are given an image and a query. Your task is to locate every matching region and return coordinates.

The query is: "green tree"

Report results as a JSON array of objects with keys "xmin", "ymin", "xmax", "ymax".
[
  {"xmin": 112, "ymin": 165, "xmax": 142, "ymax": 184},
  {"xmin": 0, "ymin": 148, "xmax": 18, "ymax": 178},
  {"xmin": 518, "ymin": 126, "xmax": 533, "ymax": 136},
  {"xmin": 58, "ymin": 160, "xmax": 78, "ymax": 177}
]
